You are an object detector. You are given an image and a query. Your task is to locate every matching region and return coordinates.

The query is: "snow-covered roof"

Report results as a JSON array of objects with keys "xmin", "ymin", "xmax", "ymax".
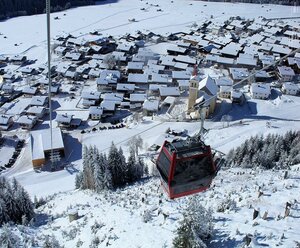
[
  {"xmin": 89, "ymin": 106, "xmax": 104, "ymax": 115},
  {"xmin": 173, "ymin": 62, "xmax": 188, "ymax": 70},
  {"xmin": 198, "ymin": 76, "xmax": 218, "ymax": 96},
  {"xmin": 143, "ymin": 99, "xmax": 159, "ymax": 111},
  {"xmin": 220, "ymin": 86, "xmax": 232, "ymax": 93},
  {"xmin": 167, "ymin": 45, "xmax": 187, "ymax": 54},
  {"xmin": 231, "ymin": 90, "xmax": 243, "ymax": 98},
  {"xmin": 251, "ymin": 83, "xmax": 271, "ymax": 95},
  {"xmin": 101, "ymin": 93, "xmax": 123, "ymax": 104},
  {"xmin": 151, "ymin": 73, "xmax": 171, "ymax": 84},
  {"xmin": 160, "ymin": 55, "xmax": 176, "ymax": 67},
  {"xmin": 271, "ymin": 44, "xmax": 291, "ymax": 55},
  {"xmin": 54, "ymin": 46, "xmax": 67, "ymax": 53},
  {"xmin": 220, "ymin": 43, "xmax": 241, "ymax": 56},
  {"xmin": 30, "ymin": 96, "xmax": 48, "ymax": 106},
  {"xmin": 65, "ymin": 52, "xmax": 82, "ymax": 61},
  {"xmin": 81, "ymin": 91, "xmax": 101, "ymax": 100},
  {"xmin": 255, "ymin": 71, "xmax": 270, "ymax": 78},
  {"xmin": 172, "ymin": 70, "xmax": 191, "ymax": 80},
  {"xmin": 217, "ymin": 56, "xmax": 235, "ymax": 65},
  {"xmin": 159, "ymin": 87, "xmax": 180, "ymax": 97},
  {"xmin": 177, "ymin": 80, "xmax": 189, "ymax": 88},
  {"xmin": 215, "ymin": 77, "xmax": 233, "ymax": 86},
  {"xmin": 100, "ymin": 100, "xmax": 116, "ymax": 111},
  {"xmin": 259, "ymin": 54, "xmax": 275, "ymax": 66},
  {"xmin": 174, "ymin": 55, "xmax": 196, "ymax": 65},
  {"xmin": 111, "ymin": 51, "xmax": 127, "ymax": 62},
  {"xmin": 0, "ymin": 115, "xmax": 13, "ymax": 125},
  {"xmin": 56, "ymin": 113, "xmax": 73, "ymax": 124},
  {"xmin": 130, "ymin": 93, "xmax": 147, "ymax": 102},
  {"xmin": 97, "ymin": 70, "xmax": 120, "ymax": 85},
  {"xmin": 17, "ymin": 115, "xmax": 37, "ymax": 125},
  {"xmin": 127, "ymin": 73, "xmax": 148, "ymax": 84},
  {"xmin": 236, "ymin": 53, "xmax": 257, "ymax": 66},
  {"xmin": 127, "ymin": 62, "xmax": 144, "ymax": 71},
  {"xmin": 116, "ymin": 83, "xmax": 135, "ymax": 91},
  {"xmin": 229, "ymin": 68, "xmax": 249, "ymax": 80},
  {"xmin": 27, "ymin": 106, "xmax": 46, "ymax": 115},
  {"xmin": 278, "ymin": 66, "xmax": 295, "ymax": 77},
  {"xmin": 30, "ymin": 128, "xmax": 64, "ymax": 160},
  {"xmin": 65, "ymin": 70, "xmax": 78, "ymax": 78},
  {"xmin": 282, "ymin": 82, "xmax": 299, "ymax": 91},
  {"xmin": 22, "ymin": 86, "xmax": 38, "ymax": 95},
  {"xmin": 117, "ymin": 42, "xmax": 134, "ymax": 52},
  {"xmin": 19, "ymin": 67, "xmax": 35, "ymax": 74}
]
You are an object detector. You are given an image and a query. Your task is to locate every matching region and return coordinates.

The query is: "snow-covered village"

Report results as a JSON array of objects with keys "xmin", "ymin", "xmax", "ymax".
[{"xmin": 0, "ymin": 0, "xmax": 300, "ymax": 247}]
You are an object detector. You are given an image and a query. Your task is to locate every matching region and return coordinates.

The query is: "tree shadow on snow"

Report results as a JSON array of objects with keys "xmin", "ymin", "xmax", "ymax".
[
  {"xmin": 33, "ymin": 213, "xmax": 52, "ymax": 227},
  {"xmin": 95, "ymin": 0, "xmax": 119, "ymax": 5},
  {"xmin": 209, "ymin": 229, "xmax": 244, "ymax": 248}
]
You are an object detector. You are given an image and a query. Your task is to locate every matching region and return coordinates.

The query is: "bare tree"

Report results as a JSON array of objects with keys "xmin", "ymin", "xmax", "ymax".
[
  {"xmin": 127, "ymin": 135, "xmax": 143, "ymax": 156},
  {"xmin": 103, "ymin": 54, "xmax": 117, "ymax": 70}
]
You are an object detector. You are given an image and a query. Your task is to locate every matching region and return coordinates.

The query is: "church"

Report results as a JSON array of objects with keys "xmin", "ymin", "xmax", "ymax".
[{"xmin": 187, "ymin": 69, "xmax": 218, "ymax": 119}]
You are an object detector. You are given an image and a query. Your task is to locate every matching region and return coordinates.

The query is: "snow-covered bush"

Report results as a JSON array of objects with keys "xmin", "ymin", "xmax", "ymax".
[
  {"xmin": 0, "ymin": 225, "xmax": 20, "ymax": 247},
  {"xmin": 142, "ymin": 209, "xmax": 153, "ymax": 223},
  {"xmin": 216, "ymin": 197, "xmax": 237, "ymax": 213},
  {"xmin": 173, "ymin": 196, "xmax": 213, "ymax": 248}
]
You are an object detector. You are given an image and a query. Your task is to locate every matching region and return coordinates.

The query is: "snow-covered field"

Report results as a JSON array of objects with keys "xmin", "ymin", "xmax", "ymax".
[
  {"xmin": 0, "ymin": 0, "xmax": 299, "ymax": 62},
  {"xmin": 1, "ymin": 0, "xmax": 300, "ymax": 247}
]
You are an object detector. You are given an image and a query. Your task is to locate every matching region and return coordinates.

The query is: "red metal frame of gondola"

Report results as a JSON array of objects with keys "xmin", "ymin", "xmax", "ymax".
[{"xmin": 157, "ymin": 141, "xmax": 217, "ymax": 199}]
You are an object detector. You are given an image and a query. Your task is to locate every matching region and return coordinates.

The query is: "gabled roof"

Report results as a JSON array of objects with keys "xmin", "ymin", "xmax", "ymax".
[
  {"xmin": 81, "ymin": 91, "xmax": 101, "ymax": 100},
  {"xmin": 17, "ymin": 115, "xmax": 37, "ymax": 125},
  {"xmin": 89, "ymin": 106, "xmax": 104, "ymax": 115},
  {"xmin": 251, "ymin": 83, "xmax": 271, "ymax": 95},
  {"xmin": 30, "ymin": 128, "xmax": 64, "ymax": 160},
  {"xmin": 128, "ymin": 73, "xmax": 148, "ymax": 83},
  {"xmin": 198, "ymin": 76, "xmax": 218, "ymax": 96},
  {"xmin": 143, "ymin": 99, "xmax": 159, "ymax": 111},
  {"xmin": 159, "ymin": 87, "xmax": 180, "ymax": 97},
  {"xmin": 0, "ymin": 115, "xmax": 13, "ymax": 125},
  {"xmin": 116, "ymin": 83, "xmax": 135, "ymax": 91},
  {"xmin": 130, "ymin": 93, "xmax": 147, "ymax": 102},
  {"xmin": 30, "ymin": 96, "xmax": 48, "ymax": 106},
  {"xmin": 56, "ymin": 113, "xmax": 73, "ymax": 124}
]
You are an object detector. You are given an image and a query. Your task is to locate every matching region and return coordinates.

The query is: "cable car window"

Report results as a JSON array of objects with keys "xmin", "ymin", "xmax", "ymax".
[
  {"xmin": 173, "ymin": 156, "xmax": 213, "ymax": 185},
  {"xmin": 156, "ymin": 150, "xmax": 171, "ymax": 182}
]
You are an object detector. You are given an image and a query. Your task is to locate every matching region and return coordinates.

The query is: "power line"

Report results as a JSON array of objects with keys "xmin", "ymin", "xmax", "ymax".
[{"xmin": 46, "ymin": 0, "xmax": 54, "ymax": 170}]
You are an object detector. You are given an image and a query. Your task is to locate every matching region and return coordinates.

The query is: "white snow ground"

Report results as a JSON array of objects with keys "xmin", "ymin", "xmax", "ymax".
[{"xmin": 0, "ymin": 0, "xmax": 300, "ymax": 247}]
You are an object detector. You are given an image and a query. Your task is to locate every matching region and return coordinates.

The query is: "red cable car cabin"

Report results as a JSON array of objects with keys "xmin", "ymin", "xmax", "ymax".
[{"xmin": 156, "ymin": 139, "xmax": 216, "ymax": 199}]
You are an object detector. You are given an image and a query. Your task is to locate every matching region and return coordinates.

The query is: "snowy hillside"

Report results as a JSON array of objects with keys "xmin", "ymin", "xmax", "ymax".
[
  {"xmin": 2, "ymin": 166, "xmax": 300, "ymax": 247},
  {"xmin": 0, "ymin": 0, "xmax": 300, "ymax": 247}
]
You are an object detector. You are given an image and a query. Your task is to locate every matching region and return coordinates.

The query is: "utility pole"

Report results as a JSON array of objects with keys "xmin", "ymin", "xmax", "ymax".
[{"xmin": 46, "ymin": 0, "xmax": 54, "ymax": 170}]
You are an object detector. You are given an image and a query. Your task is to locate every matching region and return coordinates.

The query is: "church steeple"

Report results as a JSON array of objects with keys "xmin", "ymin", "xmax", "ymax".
[{"xmin": 187, "ymin": 64, "xmax": 199, "ymax": 113}]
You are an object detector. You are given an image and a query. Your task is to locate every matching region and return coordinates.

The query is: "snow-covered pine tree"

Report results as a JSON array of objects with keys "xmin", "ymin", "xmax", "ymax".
[
  {"xmin": 103, "ymin": 166, "xmax": 113, "ymax": 190},
  {"xmin": 118, "ymin": 147, "xmax": 127, "ymax": 185},
  {"xmin": 94, "ymin": 159, "xmax": 105, "ymax": 193},
  {"xmin": 126, "ymin": 148, "xmax": 136, "ymax": 183},
  {"xmin": 0, "ymin": 198, "xmax": 9, "ymax": 225},
  {"xmin": 108, "ymin": 142, "xmax": 124, "ymax": 187},
  {"xmin": 135, "ymin": 157, "xmax": 145, "ymax": 180},
  {"xmin": 82, "ymin": 146, "xmax": 95, "ymax": 189},
  {"xmin": 75, "ymin": 172, "xmax": 84, "ymax": 189},
  {"xmin": 13, "ymin": 179, "xmax": 34, "ymax": 224},
  {"xmin": 173, "ymin": 196, "xmax": 213, "ymax": 248}
]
